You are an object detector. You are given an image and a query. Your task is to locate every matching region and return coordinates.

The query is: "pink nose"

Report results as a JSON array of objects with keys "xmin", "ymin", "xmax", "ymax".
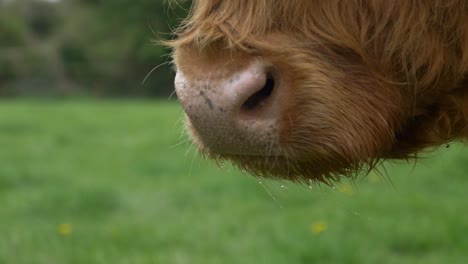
[{"xmin": 175, "ymin": 62, "xmax": 281, "ymax": 155}]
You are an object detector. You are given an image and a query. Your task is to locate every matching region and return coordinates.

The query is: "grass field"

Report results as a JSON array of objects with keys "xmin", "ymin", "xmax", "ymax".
[{"xmin": 0, "ymin": 100, "xmax": 466, "ymax": 264}]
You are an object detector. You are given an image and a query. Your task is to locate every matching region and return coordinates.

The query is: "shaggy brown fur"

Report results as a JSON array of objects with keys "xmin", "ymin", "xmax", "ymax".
[{"xmin": 168, "ymin": 0, "xmax": 468, "ymax": 183}]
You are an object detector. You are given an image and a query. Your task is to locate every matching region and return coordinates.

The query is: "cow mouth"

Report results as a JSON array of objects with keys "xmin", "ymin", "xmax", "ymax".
[
  {"xmin": 188, "ymin": 121, "xmax": 282, "ymax": 157},
  {"xmin": 203, "ymin": 151, "xmax": 342, "ymax": 183}
]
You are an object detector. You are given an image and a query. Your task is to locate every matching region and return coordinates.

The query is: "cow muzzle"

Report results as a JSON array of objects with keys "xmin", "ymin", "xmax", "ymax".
[{"xmin": 175, "ymin": 61, "xmax": 285, "ymax": 156}]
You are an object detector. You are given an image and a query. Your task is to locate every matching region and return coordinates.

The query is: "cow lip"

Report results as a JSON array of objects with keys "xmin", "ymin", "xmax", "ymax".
[
  {"xmin": 201, "ymin": 141, "xmax": 285, "ymax": 158},
  {"xmin": 204, "ymin": 144, "xmax": 281, "ymax": 156},
  {"xmin": 186, "ymin": 115, "xmax": 285, "ymax": 157},
  {"xmin": 213, "ymin": 151, "xmax": 280, "ymax": 157}
]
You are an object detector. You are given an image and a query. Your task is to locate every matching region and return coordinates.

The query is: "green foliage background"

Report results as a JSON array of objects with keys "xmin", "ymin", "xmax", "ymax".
[{"xmin": 0, "ymin": 0, "xmax": 190, "ymax": 97}]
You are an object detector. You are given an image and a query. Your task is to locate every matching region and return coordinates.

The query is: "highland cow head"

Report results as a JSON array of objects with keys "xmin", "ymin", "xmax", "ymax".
[{"xmin": 169, "ymin": 0, "xmax": 468, "ymax": 182}]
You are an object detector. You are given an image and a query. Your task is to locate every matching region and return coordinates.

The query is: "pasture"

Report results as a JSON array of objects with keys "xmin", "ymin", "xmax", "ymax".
[{"xmin": 0, "ymin": 100, "xmax": 466, "ymax": 264}]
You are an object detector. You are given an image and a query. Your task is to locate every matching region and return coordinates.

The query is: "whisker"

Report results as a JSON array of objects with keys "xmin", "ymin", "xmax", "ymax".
[
  {"xmin": 168, "ymin": 89, "xmax": 178, "ymax": 100},
  {"xmin": 142, "ymin": 61, "xmax": 172, "ymax": 85},
  {"xmin": 257, "ymin": 177, "xmax": 283, "ymax": 209},
  {"xmin": 170, "ymin": 138, "xmax": 192, "ymax": 148}
]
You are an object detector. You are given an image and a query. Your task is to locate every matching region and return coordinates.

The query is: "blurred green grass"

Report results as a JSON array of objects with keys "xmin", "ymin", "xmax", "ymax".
[{"xmin": 0, "ymin": 100, "xmax": 466, "ymax": 264}]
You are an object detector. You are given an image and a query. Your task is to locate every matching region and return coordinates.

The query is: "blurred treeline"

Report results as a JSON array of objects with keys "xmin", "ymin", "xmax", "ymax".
[{"xmin": 0, "ymin": 0, "xmax": 191, "ymax": 98}]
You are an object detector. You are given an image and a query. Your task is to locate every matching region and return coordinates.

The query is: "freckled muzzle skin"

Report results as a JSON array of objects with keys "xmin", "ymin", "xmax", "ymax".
[{"xmin": 175, "ymin": 61, "xmax": 283, "ymax": 156}]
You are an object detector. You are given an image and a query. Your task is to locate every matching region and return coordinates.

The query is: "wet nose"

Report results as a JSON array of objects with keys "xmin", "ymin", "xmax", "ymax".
[{"xmin": 175, "ymin": 62, "xmax": 280, "ymax": 155}]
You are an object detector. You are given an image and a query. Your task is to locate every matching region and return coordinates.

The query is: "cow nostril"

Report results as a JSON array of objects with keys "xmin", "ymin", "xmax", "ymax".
[{"xmin": 242, "ymin": 74, "xmax": 275, "ymax": 111}]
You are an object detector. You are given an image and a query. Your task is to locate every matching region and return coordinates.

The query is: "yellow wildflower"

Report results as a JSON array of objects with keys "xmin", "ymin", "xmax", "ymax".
[
  {"xmin": 310, "ymin": 221, "xmax": 328, "ymax": 234},
  {"xmin": 57, "ymin": 223, "xmax": 72, "ymax": 237},
  {"xmin": 338, "ymin": 182, "xmax": 355, "ymax": 196}
]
